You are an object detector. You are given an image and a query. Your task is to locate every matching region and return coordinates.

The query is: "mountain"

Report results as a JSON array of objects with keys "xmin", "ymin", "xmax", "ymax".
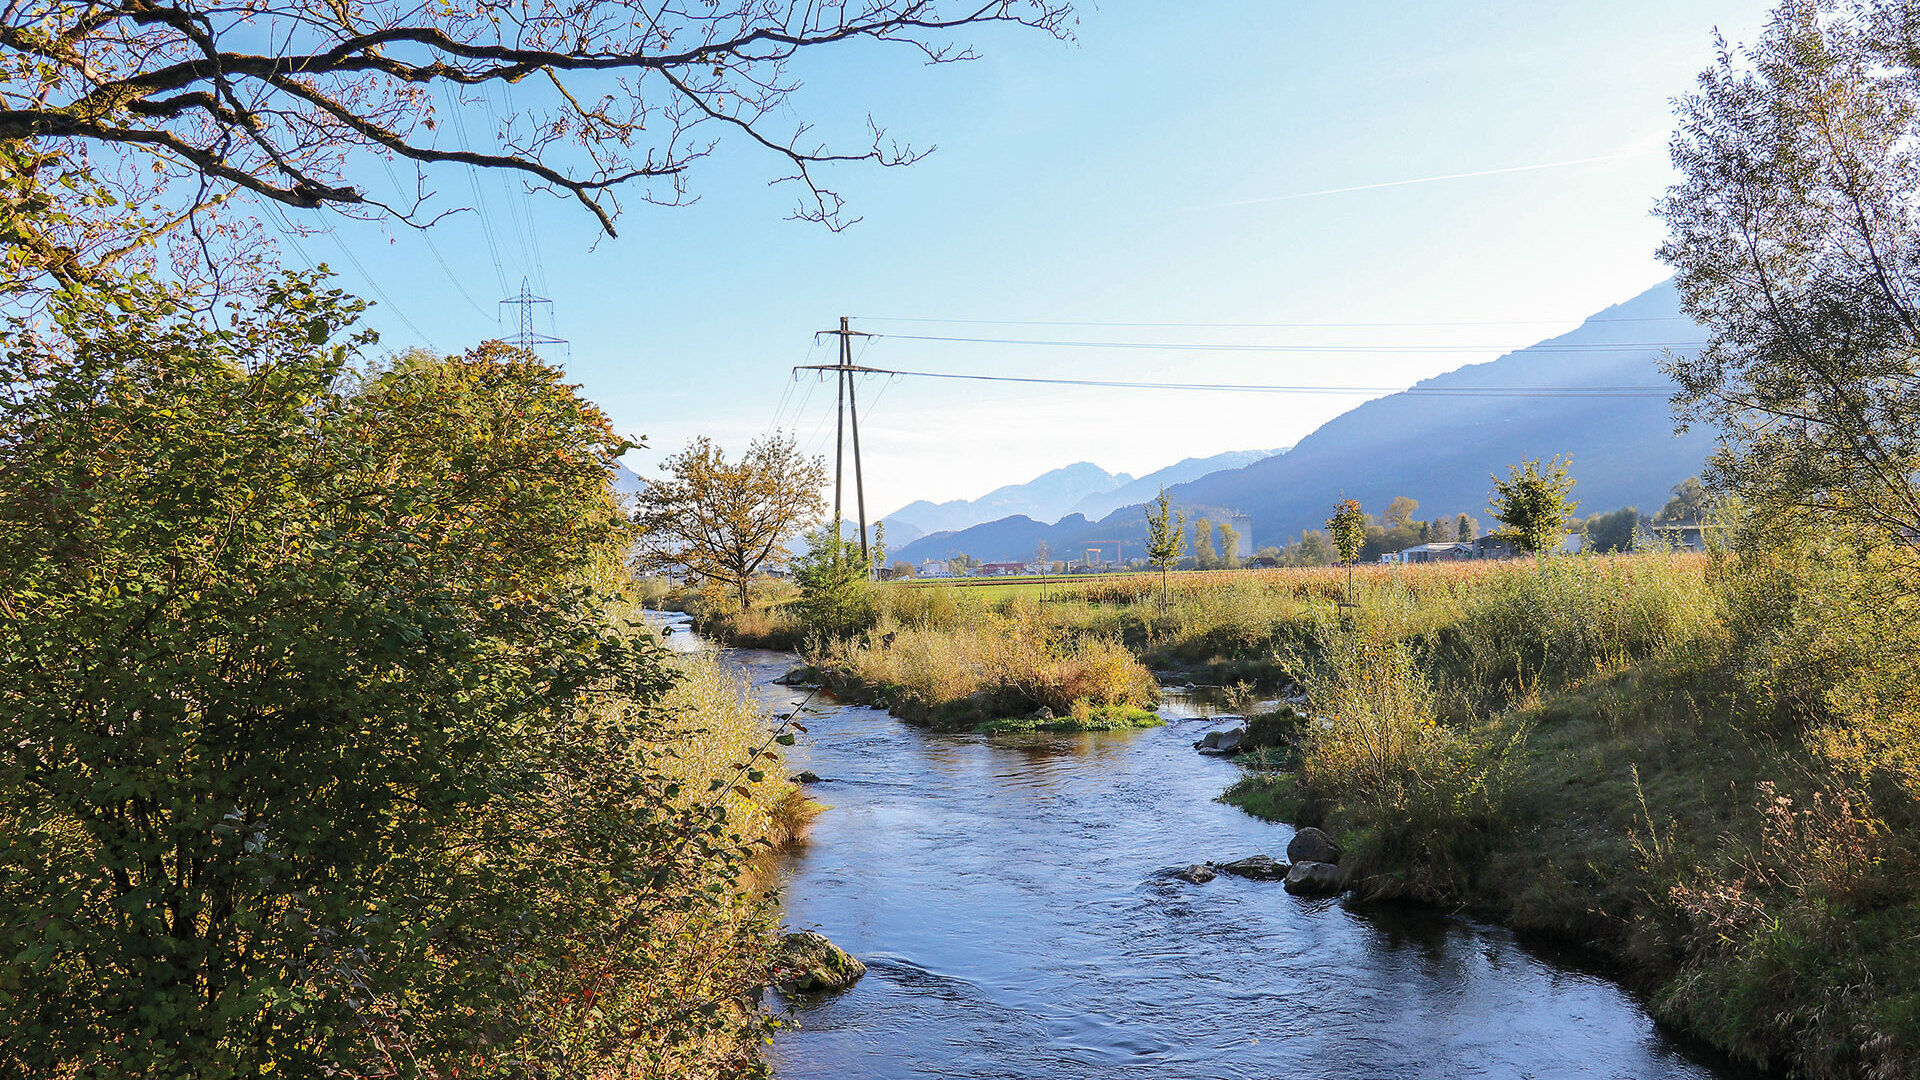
[
  {"xmin": 893, "ymin": 279, "xmax": 1716, "ymax": 565},
  {"xmin": 610, "ymin": 462, "xmax": 648, "ymax": 509},
  {"xmin": 1068, "ymin": 448, "xmax": 1286, "ymax": 520},
  {"xmin": 881, "ymin": 461, "xmax": 1131, "ymax": 538}
]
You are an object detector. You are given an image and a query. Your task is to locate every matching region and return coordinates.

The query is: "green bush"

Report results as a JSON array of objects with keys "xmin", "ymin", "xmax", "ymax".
[{"xmin": 0, "ymin": 275, "xmax": 783, "ymax": 1078}]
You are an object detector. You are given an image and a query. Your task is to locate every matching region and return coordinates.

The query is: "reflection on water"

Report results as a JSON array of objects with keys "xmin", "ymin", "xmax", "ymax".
[{"xmin": 642, "ymin": 614, "xmax": 1760, "ymax": 1080}]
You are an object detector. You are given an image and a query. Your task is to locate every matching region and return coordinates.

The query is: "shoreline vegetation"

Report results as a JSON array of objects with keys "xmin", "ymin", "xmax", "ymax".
[{"xmin": 678, "ymin": 544, "xmax": 1919, "ymax": 1079}]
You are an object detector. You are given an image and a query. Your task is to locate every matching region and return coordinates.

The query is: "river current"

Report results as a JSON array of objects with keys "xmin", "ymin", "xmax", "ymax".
[{"xmin": 653, "ymin": 614, "xmax": 1760, "ymax": 1080}]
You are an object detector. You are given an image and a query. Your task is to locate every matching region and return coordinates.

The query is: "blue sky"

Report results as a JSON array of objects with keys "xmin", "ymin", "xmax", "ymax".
[{"xmin": 311, "ymin": 0, "xmax": 1773, "ymax": 517}]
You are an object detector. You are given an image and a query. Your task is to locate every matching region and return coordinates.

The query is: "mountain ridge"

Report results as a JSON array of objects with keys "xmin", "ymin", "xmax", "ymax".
[{"xmin": 892, "ymin": 279, "xmax": 1715, "ymax": 565}]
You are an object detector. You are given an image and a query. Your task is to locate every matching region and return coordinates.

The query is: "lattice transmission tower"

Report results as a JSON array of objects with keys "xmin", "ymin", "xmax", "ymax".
[{"xmin": 499, "ymin": 277, "xmax": 568, "ymax": 353}]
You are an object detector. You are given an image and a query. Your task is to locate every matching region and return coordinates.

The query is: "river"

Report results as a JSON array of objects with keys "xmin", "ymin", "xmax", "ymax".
[{"xmin": 653, "ymin": 613, "xmax": 1761, "ymax": 1080}]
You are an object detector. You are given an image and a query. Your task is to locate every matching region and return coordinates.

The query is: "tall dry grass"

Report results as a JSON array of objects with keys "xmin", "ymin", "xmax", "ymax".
[{"xmin": 810, "ymin": 613, "xmax": 1158, "ymax": 727}]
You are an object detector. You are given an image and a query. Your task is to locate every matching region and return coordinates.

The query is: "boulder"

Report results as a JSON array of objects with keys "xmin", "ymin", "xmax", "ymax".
[
  {"xmin": 790, "ymin": 771, "xmax": 823, "ymax": 784},
  {"xmin": 1286, "ymin": 826, "xmax": 1342, "ymax": 866},
  {"xmin": 1195, "ymin": 727, "xmax": 1246, "ymax": 755},
  {"xmin": 774, "ymin": 667, "xmax": 817, "ymax": 686},
  {"xmin": 774, "ymin": 931, "xmax": 866, "ymax": 993},
  {"xmin": 1026, "ymin": 706, "xmax": 1055, "ymax": 722},
  {"xmin": 1170, "ymin": 864, "xmax": 1216, "ymax": 884},
  {"xmin": 1283, "ymin": 860, "xmax": 1346, "ymax": 896},
  {"xmin": 1212, "ymin": 855, "xmax": 1287, "ymax": 881}
]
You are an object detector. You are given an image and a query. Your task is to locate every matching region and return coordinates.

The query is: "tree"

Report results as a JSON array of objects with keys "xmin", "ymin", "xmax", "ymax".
[
  {"xmin": 1287, "ymin": 530, "xmax": 1336, "ymax": 567},
  {"xmin": 1456, "ymin": 512, "xmax": 1480, "ymax": 542},
  {"xmin": 634, "ymin": 433, "xmax": 825, "ymax": 611},
  {"xmin": 889, "ymin": 560, "xmax": 916, "ymax": 580},
  {"xmin": 1192, "ymin": 516, "xmax": 1219, "ymax": 569},
  {"xmin": 1489, "ymin": 456, "xmax": 1579, "ymax": 555},
  {"xmin": 1217, "ymin": 520, "xmax": 1242, "ymax": 569},
  {"xmin": 1328, "ymin": 498, "xmax": 1367, "ymax": 604},
  {"xmin": 789, "ymin": 525, "xmax": 876, "ymax": 639},
  {"xmin": 1384, "ymin": 495, "xmax": 1419, "ymax": 530},
  {"xmin": 1659, "ymin": 1, "xmax": 1920, "ymax": 555},
  {"xmin": 947, "ymin": 551, "xmax": 979, "ymax": 575},
  {"xmin": 0, "ymin": 271, "xmax": 777, "ymax": 1074},
  {"xmin": 1657, "ymin": 476, "xmax": 1712, "ymax": 524},
  {"xmin": 1584, "ymin": 506, "xmax": 1643, "ymax": 554},
  {"xmin": 0, "ymin": 1, "xmax": 1070, "ymax": 294},
  {"xmin": 1144, "ymin": 488, "xmax": 1187, "ymax": 606}
]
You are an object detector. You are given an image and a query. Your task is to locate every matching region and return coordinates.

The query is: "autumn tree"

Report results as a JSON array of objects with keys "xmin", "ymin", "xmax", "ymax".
[
  {"xmin": 1489, "ymin": 456, "xmax": 1579, "ymax": 555},
  {"xmin": 0, "ymin": 1, "xmax": 1071, "ymax": 295},
  {"xmin": 635, "ymin": 433, "xmax": 825, "ymax": 611},
  {"xmin": 1144, "ymin": 488, "xmax": 1187, "ymax": 606},
  {"xmin": 1327, "ymin": 498, "xmax": 1366, "ymax": 604},
  {"xmin": 1659, "ymin": 1, "xmax": 1920, "ymax": 555}
]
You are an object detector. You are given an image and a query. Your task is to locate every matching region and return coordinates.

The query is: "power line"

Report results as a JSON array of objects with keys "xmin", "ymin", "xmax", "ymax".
[
  {"xmin": 857, "ymin": 314, "xmax": 1692, "ymax": 329},
  {"xmin": 791, "ymin": 362, "xmax": 1673, "ymax": 398},
  {"xmin": 876, "ymin": 333, "xmax": 1701, "ymax": 354}
]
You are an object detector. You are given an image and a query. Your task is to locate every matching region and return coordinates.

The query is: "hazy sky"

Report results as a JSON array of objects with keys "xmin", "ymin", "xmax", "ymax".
[{"xmin": 310, "ymin": 1, "xmax": 1774, "ymax": 518}]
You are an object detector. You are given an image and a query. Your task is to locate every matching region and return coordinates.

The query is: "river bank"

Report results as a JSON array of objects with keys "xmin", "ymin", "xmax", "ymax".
[
  {"xmin": 725, "ymin": 632, "xmax": 1761, "ymax": 1079},
  {"xmin": 688, "ymin": 550, "xmax": 1917, "ymax": 1078}
]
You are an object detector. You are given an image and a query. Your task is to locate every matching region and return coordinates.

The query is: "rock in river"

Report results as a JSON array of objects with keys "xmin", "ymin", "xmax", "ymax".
[
  {"xmin": 1283, "ymin": 860, "xmax": 1346, "ymax": 896},
  {"xmin": 1286, "ymin": 826, "xmax": 1342, "ymax": 866},
  {"xmin": 1212, "ymin": 855, "xmax": 1287, "ymax": 881},
  {"xmin": 1194, "ymin": 728, "xmax": 1245, "ymax": 755},
  {"xmin": 1170, "ymin": 864, "xmax": 1217, "ymax": 884},
  {"xmin": 775, "ymin": 930, "xmax": 866, "ymax": 993}
]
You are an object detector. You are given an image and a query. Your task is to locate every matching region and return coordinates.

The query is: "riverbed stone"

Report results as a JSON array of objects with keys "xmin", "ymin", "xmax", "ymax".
[
  {"xmin": 1283, "ymin": 860, "xmax": 1346, "ymax": 895},
  {"xmin": 1212, "ymin": 855, "xmax": 1287, "ymax": 881},
  {"xmin": 1171, "ymin": 863, "xmax": 1216, "ymax": 884},
  {"xmin": 775, "ymin": 931, "xmax": 866, "ymax": 993},
  {"xmin": 1286, "ymin": 826, "xmax": 1342, "ymax": 865},
  {"xmin": 1027, "ymin": 706, "xmax": 1055, "ymax": 721},
  {"xmin": 1196, "ymin": 727, "xmax": 1245, "ymax": 755},
  {"xmin": 775, "ymin": 666, "xmax": 818, "ymax": 686},
  {"xmin": 790, "ymin": 771, "xmax": 823, "ymax": 784}
]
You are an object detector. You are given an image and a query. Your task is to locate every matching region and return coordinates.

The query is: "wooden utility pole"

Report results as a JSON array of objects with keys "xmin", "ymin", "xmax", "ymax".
[{"xmin": 798, "ymin": 317, "xmax": 876, "ymax": 566}]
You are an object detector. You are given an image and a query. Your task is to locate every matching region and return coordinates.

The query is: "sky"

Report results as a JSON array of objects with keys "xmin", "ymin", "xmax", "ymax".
[{"xmin": 307, "ymin": 0, "xmax": 1776, "ymax": 519}]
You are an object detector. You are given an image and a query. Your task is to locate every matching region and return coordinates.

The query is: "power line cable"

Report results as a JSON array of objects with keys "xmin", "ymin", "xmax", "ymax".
[
  {"xmin": 791, "ymin": 362, "xmax": 1673, "ymax": 398},
  {"xmin": 379, "ymin": 155, "xmax": 492, "ymax": 320},
  {"xmin": 857, "ymin": 314, "xmax": 1692, "ymax": 329},
  {"xmin": 876, "ymin": 333, "xmax": 1701, "ymax": 354}
]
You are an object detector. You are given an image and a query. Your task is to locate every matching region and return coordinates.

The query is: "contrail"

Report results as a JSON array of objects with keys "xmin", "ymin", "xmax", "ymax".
[{"xmin": 1210, "ymin": 150, "xmax": 1655, "ymax": 208}]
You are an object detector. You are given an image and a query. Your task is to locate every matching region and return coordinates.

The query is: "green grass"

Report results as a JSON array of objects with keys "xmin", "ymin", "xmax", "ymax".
[{"xmin": 976, "ymin": 704, "xmax": 1165, "ymax": 733}]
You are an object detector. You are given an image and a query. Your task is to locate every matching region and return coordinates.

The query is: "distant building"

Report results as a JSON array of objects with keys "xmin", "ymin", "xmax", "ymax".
[
  {"xmin": 918, "ymin": 558, "xmax": 951, "ymax": 578},
  {"xmin": 979, "ymin": 562, "xmax": 1026, "ymax": 576},
  {"xmin": 1398, "ymin": 542, "xmax": 1474, "ymax": 564},
  {"xmin": 1640, "ymin": 524, "xmax": 1725, "ymax": 552},
  {"xmin": 1220, "ymin": 513, "xmax": 1254, "ymax": 558}
]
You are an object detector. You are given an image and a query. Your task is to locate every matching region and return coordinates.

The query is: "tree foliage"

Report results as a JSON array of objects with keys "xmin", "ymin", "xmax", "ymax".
[
  {"xmin": 1584, "ymin": 505, "xmax": 1644, "ymax": 554},
  {"xmin": 1659, "ymin": 0, "xmax": 1920, "ymax": 555},
  {"xmin": 1488, "ymin": 456, "xmax": 1579, "ymax": 555},
  {"xmin": 1327, "ymin": 499, "xmax": 1367, "ymax": 566},
  {"xmin": 789, "ymin": 523, "xmax": 877, "ymax": 640},
  {"xmin": 1143, "ymin": 488, "xmax": 1186, "ymax": 605},
  {"xmin": 633, "ymin": 433, "xmax": 826, "ymax": 612},
  {"xmin": 0, "ymin": 273, "xmax": 780, "ymax": 1076},
  {"xmin": 0, "ymin": 0, "xmax": 1071, "ymax": 293}
]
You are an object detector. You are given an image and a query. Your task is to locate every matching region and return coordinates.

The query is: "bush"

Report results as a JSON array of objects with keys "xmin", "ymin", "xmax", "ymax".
[{"xmin": 0, "ymin": 275, "xmax": 786, "ymax": 1078}]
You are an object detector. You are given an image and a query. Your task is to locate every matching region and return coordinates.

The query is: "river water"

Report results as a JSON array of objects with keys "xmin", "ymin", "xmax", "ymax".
[{"xmin": 651, "ymin": 614, "xmax": 1760, "ymax": 1080}]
